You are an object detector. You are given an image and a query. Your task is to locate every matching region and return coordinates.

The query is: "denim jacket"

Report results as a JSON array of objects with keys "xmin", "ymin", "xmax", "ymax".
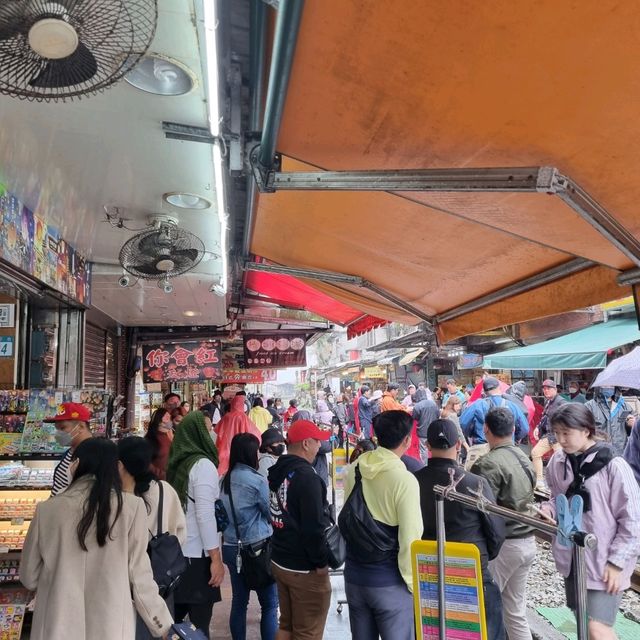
[{"xmin": 220, "ymin": 463, "xmax": 273, "ymax": 545}]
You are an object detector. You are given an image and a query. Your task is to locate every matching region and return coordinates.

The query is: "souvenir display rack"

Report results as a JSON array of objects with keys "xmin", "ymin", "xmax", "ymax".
[{"xmin": 0, "ymin": 388, "xmax": 112, "ymax": 638}]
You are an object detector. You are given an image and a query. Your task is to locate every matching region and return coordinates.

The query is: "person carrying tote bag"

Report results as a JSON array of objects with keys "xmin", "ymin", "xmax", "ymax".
[
  {"xmin": 219, "ymin": 433, "xmax": 278, "ymax": 640},
  {"xmin": 167, "ymin": 411, "xmax": 225, "ymax": 639}
]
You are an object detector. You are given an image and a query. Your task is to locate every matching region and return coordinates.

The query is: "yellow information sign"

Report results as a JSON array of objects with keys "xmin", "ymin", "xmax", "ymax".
[{"xmin": 412, "ymin": 540, "xmax": 487, "ymax": 640}]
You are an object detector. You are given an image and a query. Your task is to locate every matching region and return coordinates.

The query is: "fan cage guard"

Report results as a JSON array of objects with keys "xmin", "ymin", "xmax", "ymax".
[
  {"xmin": 119, "ymin": 226, "xmax": 207, "ymax": 280},
  {"xmin": 0, "ymin": 0, "xmax": 158, "ymax": 101}
]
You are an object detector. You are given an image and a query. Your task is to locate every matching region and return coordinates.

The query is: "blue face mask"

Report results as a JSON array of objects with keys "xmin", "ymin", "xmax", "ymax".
[{"xmin": 600, "ymin": 388, "xmax": 615, "ymax": 400}]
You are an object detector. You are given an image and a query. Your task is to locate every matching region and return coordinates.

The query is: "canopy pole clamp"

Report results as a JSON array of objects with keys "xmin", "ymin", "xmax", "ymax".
[{"xmin": 251, "ymin": 147, "xmax": 281, "ymax": 193}]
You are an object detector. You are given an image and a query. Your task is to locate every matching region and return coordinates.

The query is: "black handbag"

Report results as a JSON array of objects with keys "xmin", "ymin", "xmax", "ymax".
[
  {"xmin": 338, "ymin": 463, "xmax": 398, "ymax": 563},
  {"xmin": 227, "ymin": 475, "xmax": 274, "ymax": 590},
  {"xmin": 148, "ymin": 482, "xmax": 188, "ymax": 597},
  {"xmin": 324, "ymin": 519, "xmax": 346, "ymax": 569}
]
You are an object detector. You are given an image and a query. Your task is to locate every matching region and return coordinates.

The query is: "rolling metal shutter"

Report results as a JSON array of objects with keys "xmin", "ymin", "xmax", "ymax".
[{"xmin": 84, "ymin": 323, "xmax": 106, "ymax": 388}]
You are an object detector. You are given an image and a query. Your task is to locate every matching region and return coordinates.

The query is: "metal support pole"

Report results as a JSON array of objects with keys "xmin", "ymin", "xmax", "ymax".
[
  {"xmin": 257, "ymin": 0, "xmax": 305, "ymax": 171},
  {"xmin": 550, "ymin": 173, "xmax": 640, "ymax": 268},
  {"xmin": 434, "ymin": 483, "xmax": 597, "ymax": 640},
  {"xmin": 265, "ymin": 166, "xmax": 553, "ymax": 192},
  {"xmin": 243, "ymin": 0, "xmax": 269, "ymax": 258},
  {"xmin": 435, "ymin": 495, "xmax": 447, "ymax": 640},
  {"xmin": 572, "ymin": 537, "xmax": 589, "ymax": 640}
]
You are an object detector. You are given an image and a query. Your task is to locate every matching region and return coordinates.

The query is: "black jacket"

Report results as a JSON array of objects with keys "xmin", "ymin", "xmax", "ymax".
[
  {"xmin": 267, "ymin": 406, "xmax": 282, "ymax": 428},
  {"xmin": 416, "ymin": 458, "xmax": 505, "ymax": 572},
  {"xmin": 268, "ymin": 454, "xmax": 330, "ymax": 570},
  {"xmin": 412, "ymin": 398, "xmax": 440, "ymax": 438}
]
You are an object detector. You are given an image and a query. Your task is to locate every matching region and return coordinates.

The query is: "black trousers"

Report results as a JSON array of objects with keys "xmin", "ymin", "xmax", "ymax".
[{"xmin": 173, "ymin": 555, "xmax": 221, "ymax": 639}]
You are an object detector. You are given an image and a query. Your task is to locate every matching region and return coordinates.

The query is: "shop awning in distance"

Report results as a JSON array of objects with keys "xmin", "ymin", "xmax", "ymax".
[
  {"xmin": 482, "ymin": 319, "xmax": 640, "ymax": 371},
  {"xmin": 245, "ymin": 268, "xmax": 387, "ymax": 333}
]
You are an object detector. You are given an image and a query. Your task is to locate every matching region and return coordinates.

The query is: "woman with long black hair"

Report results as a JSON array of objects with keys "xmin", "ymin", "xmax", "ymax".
[
  {"xmin": 20, "ymin": 438, "xmax": 173, "ymax": 640},
  {"xmin": 219, "ymin": 433, "xmax": 277, "ymax": 640},
  {"xmin": 146, "ymin": 407, "xmax": 173, "ymax": 480},
  {"xmin": 118, "ymin": 437, "xmax": 186, "ymax": 640}
]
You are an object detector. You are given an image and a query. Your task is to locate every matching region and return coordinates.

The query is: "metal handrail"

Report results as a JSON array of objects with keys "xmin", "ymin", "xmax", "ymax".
[{"xmin": 432, "ymin": 473, "xmax": 595, "ymax": 640}]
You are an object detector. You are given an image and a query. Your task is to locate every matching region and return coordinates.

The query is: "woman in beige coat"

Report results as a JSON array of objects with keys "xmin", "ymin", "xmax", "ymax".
[{"xmin": 20, "ymin": 438, "xmax": 173, "ymax": 640}]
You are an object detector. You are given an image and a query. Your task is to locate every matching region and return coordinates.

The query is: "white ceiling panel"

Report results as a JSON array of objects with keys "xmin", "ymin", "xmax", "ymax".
[{"xmin": 0, "ymin": 0, "xmax": 226, "ymax": 326}]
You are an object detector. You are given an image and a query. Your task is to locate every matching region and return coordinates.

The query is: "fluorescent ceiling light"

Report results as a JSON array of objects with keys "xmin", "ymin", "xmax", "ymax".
[
  {"xmin": 203, "ymin": 0, "xmax": 221, "ymax": 136},
  {"xmin": 163, "ymin": 192, "xmax": 211, "ymax": 210},
  {"xmin": 201, "ymin": 0, "xmax": 228, "ymax": 297}
]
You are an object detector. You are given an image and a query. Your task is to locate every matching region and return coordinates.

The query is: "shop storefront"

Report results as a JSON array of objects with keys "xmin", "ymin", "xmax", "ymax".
[{"xmin": 482, "ymin": 317, "xmax": 640, "ymax": 394}]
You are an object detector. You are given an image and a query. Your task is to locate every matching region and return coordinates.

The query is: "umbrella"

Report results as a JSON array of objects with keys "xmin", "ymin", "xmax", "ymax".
[
  {"xmin": 591, "ymin": 346, "xmax": 640, "ymax": 389},
  {"xmin": 467, "ymin": 378, "xmax": 510, "ymax": 403}
]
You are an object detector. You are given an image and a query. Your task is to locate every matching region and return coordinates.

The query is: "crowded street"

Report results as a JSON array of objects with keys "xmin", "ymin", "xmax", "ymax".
[{"xmin": 2, "ymin": 1, "xmax": 640, "ymax": 639}]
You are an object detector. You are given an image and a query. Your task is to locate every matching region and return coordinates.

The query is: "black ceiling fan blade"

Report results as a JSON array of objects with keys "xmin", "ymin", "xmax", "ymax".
[
  {"xmin": 130, "ymin": 263, "xmax": 163, "ymax": 276},
  {"xmin": 29, "ymin": 41, "xmax": 98, "ymax": 88},
  {"xmin": 0, "ymin": 4, "xmax": 26, "ymax": 41},
  {"xmin": 172, "ymin": 248, "xmax": 200, "ymax": 262}
]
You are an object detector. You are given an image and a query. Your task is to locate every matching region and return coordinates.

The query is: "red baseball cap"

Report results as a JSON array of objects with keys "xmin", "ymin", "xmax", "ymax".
[
  {"xmin": 287, "ymin": 420, "xmax": 331, "ymax": 444},
  {"xmin": 44, "ymin": 402, "xmax": 92, "ymax": 423}
]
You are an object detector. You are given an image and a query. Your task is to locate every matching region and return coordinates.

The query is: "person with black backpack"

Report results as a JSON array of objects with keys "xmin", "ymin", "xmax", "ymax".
[
  {"xmin": 339, "ymin": 410, "xmax": 423, "ymax": 640},
  {"xmin": 117, "ymin": 437, "xmax": 187, "ymax": 640}
]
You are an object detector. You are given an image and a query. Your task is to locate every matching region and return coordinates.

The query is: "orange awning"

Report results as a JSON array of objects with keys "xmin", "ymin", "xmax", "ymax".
[{"xmin": 250, "ymin": 1, "xmax": 640, "ymax": 341}]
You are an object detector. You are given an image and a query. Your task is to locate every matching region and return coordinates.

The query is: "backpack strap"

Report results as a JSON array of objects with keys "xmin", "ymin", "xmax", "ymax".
[
  {"xmin": 502, "ymin": 446, "xmax": 536, "ymax": 489},
  {"xmin": 157, "ymin": 480, "xmax": 164, "ymax": 537},
  {"xmin": 227, "ymin": 472, "xmax": 243, "ymax": 545}
]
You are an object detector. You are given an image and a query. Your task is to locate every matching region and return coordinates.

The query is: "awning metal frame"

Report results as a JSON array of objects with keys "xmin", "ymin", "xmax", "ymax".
[
  {"xmin": 253, "ymin": 162, "xmax": 640, "ymax": 267},
  {"xmin": 251, "ymin": 159, "xmax": 640, "ymax": 326},
  {"xmin": 243, "ymin": 261, "xmax": 435, "ymax": 325}
]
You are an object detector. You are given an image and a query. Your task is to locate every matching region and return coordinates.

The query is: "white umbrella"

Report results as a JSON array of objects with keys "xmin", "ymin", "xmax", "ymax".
[{"xmin": 591, "ymin": 346, "xmax": 640, "ymax": 389}]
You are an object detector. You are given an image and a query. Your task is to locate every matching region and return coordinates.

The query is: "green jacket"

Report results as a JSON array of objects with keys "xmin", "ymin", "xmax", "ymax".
[{"xmin": 471, "ymin": 442, "xmax": 535, "ymax": 539}]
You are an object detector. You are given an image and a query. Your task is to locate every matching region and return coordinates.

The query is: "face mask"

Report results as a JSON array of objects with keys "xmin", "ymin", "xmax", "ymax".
[
  {"xmin": 600, "ymin": 388, "xmax": 615, "ymax": 400},
  {"xmin": 270, "ymin": 444, "xmax": 285, "ymax": 456},
  {"xmin": 54, "ymin": 425, "xmax": 78, "ymax": 447},
  {"xmin": 569, "ymin": 388, "xmax": 579, "ymax": 395}
]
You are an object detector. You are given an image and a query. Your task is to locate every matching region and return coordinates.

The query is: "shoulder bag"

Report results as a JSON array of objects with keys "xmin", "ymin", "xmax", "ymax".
[
  {"xmin": 337, "ymin": 463, "xmax": 398, "ymax": 563},
  {"xmin": 228, "ymin": 474, "xmax": 274, "ymax": 590},
  {"xmin": 148, "ymin": 481, "xmax": 188, "ymax": 597}
]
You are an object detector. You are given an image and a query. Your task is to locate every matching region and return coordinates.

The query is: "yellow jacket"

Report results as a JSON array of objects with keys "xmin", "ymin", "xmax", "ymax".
[
  {"xmin": 248, "ymin": 406, "xmax": 273, "ymax": 433},
  {"xmin": 344, "ymin": 447, "xmax": 423, "ymax": 590}
]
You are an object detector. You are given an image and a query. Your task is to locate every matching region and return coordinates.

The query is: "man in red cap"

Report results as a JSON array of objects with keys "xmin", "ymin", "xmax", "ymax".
[
  {"xmin": 43, "ymin": 402, "xmax": 93, "ymax": 496},
  {"xmin": 268, "ymin": 419, "xmax": 332, "ymax": 640}
]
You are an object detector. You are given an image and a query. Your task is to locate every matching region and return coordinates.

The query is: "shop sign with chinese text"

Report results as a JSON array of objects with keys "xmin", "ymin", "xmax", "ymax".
[
  {"xmin": 221, "ymin": 368, "xmax": 277, "ymax": 384},
  {"xmin": 363, "ymin": 365, "xmax": 387, "ymax": 379},
  {"xmin": 142, "ymin": 341, "xmax": 222, "ymax": 383},
  {"xmin": 243, "ymin": 334, "xmax": 307, "ymax": 368}
]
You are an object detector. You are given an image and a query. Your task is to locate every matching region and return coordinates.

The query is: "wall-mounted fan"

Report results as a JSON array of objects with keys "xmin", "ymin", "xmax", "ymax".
[
  {"xmin": 119, "ymin": 222, "xmax": 206, "ymax": 283},
  {"xmin": 0, "ymin": 0, "xmax": 157, "ymax": 101}
]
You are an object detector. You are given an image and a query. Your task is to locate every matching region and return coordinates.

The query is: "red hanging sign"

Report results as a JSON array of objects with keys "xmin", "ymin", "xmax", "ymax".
[{"xmin": 142, "ymin": 341, "xmax": 222, "ymax": 383}]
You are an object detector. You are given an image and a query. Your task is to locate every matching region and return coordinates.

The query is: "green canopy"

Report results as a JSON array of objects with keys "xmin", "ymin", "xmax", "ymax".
[{"xmin": 482, "ymin": 318, "xmax": 640, "ymax": 370}]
